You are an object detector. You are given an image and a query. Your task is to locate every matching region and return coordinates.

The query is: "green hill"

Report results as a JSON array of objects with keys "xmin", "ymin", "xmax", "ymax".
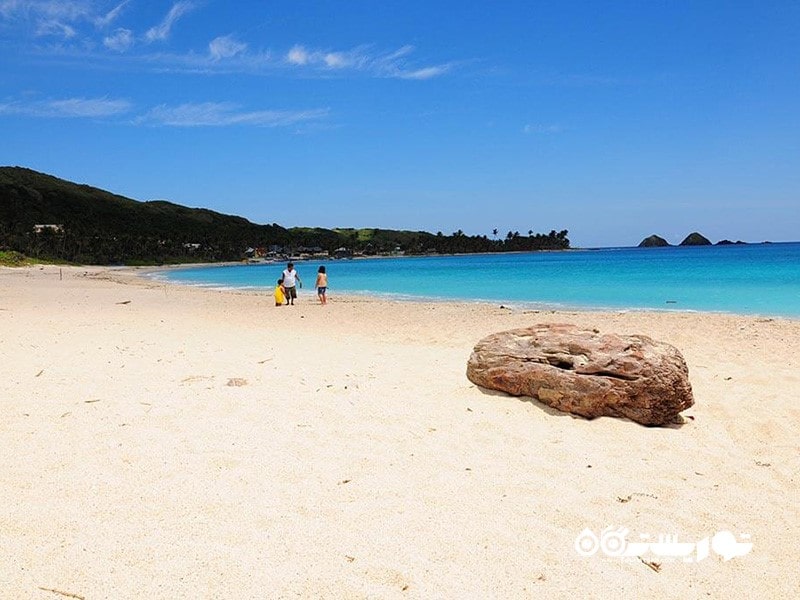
[
  {"xmin": 0, "ymin": 166, "xmax": 289, "ymax": 264},
  {"xmin": 0, "ymin": 166, "xmax": 570, "ymax": 264}
]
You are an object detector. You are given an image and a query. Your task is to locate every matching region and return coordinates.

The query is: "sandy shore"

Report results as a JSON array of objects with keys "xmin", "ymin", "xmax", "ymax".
[{"xmin": 1, "ymin": 265, "xmax": 798, "ymax": 598}]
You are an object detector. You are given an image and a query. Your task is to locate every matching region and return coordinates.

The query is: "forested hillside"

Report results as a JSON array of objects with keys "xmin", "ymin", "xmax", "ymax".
[{"xmin": 0, "ymin": 167, "xmax": 569, "ymax": 264}]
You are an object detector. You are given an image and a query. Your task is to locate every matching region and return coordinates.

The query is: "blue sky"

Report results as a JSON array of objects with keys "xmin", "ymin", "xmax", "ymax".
[{"xmin": 1, "ymin": 1, "xmax": 798, "ymax": 247}]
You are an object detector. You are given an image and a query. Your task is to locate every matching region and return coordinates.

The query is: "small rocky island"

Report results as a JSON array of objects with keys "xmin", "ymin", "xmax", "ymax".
[
  {"xmin": 638, "ymin": 234, "xmax": 670, "ymax": 247},
  {"xmin": 637, "ymin": 231, "xmax": 750, "ymax": 247},
  {"xmin": 679, "ymin": 232, "xmax": 712, "ymax": 246}
]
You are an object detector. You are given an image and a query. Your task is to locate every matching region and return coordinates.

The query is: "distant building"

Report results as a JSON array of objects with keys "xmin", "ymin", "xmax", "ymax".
[{"xmin": 33, "ymin": 224, "xmax": 63, "ymax": 234}]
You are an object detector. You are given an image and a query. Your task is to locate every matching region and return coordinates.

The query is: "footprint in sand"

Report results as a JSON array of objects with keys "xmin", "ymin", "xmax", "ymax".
[{"xmin": 180, "ymin": 375, "xmax": 215, "ymax": 385}]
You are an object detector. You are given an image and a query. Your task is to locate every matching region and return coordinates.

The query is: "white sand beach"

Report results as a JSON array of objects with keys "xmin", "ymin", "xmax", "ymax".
[{"xmin": 1, "ymin": 265, "xmax": 798, "ymax": 598}]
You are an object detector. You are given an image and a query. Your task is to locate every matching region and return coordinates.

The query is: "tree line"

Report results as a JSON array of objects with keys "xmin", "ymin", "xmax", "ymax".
[{"xmin": 1, "ymin": 167, "xmax": 570, "ymax": 265}]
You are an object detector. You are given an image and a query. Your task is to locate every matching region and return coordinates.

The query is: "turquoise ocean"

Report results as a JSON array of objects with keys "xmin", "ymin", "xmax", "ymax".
[{"xmin": 154, "ymin": 242, "xmax": 800, "ymax": 317}]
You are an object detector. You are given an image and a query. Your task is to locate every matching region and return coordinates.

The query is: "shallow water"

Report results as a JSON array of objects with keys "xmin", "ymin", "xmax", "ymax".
[{"xmin": 154, "ymin": 242, "xmax": 800, "ymax": 317}]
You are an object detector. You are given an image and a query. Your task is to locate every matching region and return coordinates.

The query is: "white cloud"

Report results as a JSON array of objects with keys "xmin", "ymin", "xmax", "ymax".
[
  {"xmin": 323, "ymin": 52, "xmax": 347, "ymax": 68},
  {"xmin": 371, "ymin": 45, "xmax": 452, "ymax": 79},
  {"xmin": 0, "ymin": 96, "xmax": 132, "ymax": 118},
  {"xmin": 137, "ymin": 102, "xmax": 329, "ymax": 127},
  {"xmin": 9, "ymin": 0, "xmax": 91, "ymax": 20},
  {"xmin": 94, "ymin": 0, "xmax": 129, "ymax": 29},
  {"xmin": 523, "ymin": 124, "xmax": 563, "ymax": 134},
  {"xmin": 103, "ymin": 27, "xmax": 132, "ymax": 52},
  {"xmin": 380, "ymin": 45, "xmax": 414, "ymax": 62},
  {"xmin": 48, "ymin": 96, "xmax": 130, "ymax": 116},
  {"xmin": 35, "ymin": 18, "xmax": 76, "ymax": 37},
  {"xmin": 45, "ymin": 0, "xmax": 90, "ymax": 19},
  {"xmin": 280, "ymin": 43, "xmax": 448, "ymax": 79},
  {"xmin": 0, "ymin": 96, "xmax": 330, "ymax": 128},
  {"xmin": 1, "ymin": 4, "xmax": 455, "ymax": 82},
  {"xmin": 209, "ymin": 35, "xmax": 246, "ymax": 61},
  {"xmin": 1, "ymin": 1, "xmax": 122, "ymax": 39},
  {"xmin": 144, "ymin": 1, "xmax": 193, "ymax": 43},
  {"xmin": 286, "ymin": 44, "xmax": 309, "ymax": 65},
  {"xmin": 285, "ymin": 44, "xmax": 368, "ymax": 70},
  {"xmin": 396, "ymin": 65, "xmax": 451, "ymax": 80}
]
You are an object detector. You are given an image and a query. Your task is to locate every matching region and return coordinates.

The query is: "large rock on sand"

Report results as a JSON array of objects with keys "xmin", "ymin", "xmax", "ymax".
[{"xmin": 466, "ymin": 324, "xmax": 693, "ymax": 426}]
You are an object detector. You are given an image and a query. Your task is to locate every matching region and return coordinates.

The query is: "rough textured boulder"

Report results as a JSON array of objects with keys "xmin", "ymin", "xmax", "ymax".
[{"xmin": 466, "ymin": 324, "xmax": 694, "ymax": 426}]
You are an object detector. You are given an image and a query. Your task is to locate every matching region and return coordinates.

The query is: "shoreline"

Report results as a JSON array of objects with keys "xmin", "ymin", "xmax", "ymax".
[
  {"xmin": 137, "ymin": 261, "xmax": 800, "ymax": 322},
  {"xmin": 2, "ymin": 264, "xmax": 798, "ymax": 597}
]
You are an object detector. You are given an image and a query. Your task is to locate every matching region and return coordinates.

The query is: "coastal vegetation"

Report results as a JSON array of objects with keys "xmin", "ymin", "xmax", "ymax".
[
  {"xmin": 0, "ymin": 250, "xmax": 39, "ymax": 267},
  {"xmin": 0, "ymin": 167, "xmax": 570, "ymax": 265}
]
